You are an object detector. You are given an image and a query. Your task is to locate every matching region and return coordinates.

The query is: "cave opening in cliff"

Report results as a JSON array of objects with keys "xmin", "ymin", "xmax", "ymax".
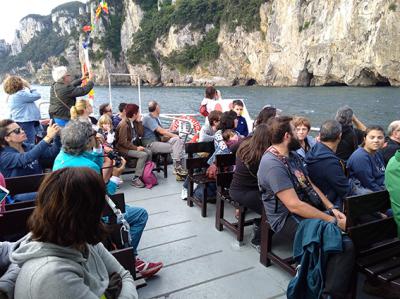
[
  {"xmin": 375, "ymin": 76, "xmax": 391, "ymax": 86},
  {"xmin": 246, "ymin": 79, "xmax": 257, "ymax": 86},
  {"xmin": 322, "ymin": 81, "xmax": 348, "ymax": 87}
]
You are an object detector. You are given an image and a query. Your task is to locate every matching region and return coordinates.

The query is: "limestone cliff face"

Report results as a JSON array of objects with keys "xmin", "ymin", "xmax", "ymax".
[
  {"xmin": 11, "ymin": 16, "xmax": 50, "ymax": 55},
  {"xmin": 3, "ymin": 0, "xmax": 400, "ymax": 87},
  {"xmin": 192, "ymin": 0, "xmax": 400, "ymax": 86}
]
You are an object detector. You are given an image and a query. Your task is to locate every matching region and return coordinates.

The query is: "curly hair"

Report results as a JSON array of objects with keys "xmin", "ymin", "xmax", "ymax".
[
  {"xmin": 28, "ymin": 167, "xmax": 107, "ymax": 249},
  {"xmin": 292, "ymin": 116, "xmax": 311, "ymax": 131},
  {"xmin": 61, "ymin": 120, "xmax": 93, "ymax": 155},
  {"xmin": 3, "ymin": 76, "xmax": 24, "ymax": 95}
]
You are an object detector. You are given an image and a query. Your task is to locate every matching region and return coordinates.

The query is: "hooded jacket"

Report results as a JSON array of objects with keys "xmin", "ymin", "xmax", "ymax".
[
  {"xmin": 11, "ymin": 234, "xmax": 137, "ymax": 299},
  {"xmin": 0, "ymin": 242, "xmax": 19, "ymax": 299},
  {"xmin": 305, "ymin": 142, "xmax": 351, "ymax": 208}
]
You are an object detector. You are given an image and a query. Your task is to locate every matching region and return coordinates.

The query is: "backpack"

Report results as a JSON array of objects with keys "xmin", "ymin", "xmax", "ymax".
[{"xmin": 140, "ymin": 161, "xmax": 158, "ymax": 189}]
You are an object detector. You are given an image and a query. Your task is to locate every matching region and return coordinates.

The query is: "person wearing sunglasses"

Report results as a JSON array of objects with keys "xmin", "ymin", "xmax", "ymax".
[{"xmin": 0, "ymin": 119, "xmax": 61, "ymax": 180}]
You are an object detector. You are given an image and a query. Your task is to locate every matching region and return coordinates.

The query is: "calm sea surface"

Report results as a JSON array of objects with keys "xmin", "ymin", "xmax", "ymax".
[{"xmin": 1, "ymin": 85, "xmax": 399, "ymax": 129}]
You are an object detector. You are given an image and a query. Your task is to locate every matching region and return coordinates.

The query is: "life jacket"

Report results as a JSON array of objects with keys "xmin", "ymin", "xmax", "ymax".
[{"xmin": 140, "ymin": 161, "xmax": 158, "ymax": 189}]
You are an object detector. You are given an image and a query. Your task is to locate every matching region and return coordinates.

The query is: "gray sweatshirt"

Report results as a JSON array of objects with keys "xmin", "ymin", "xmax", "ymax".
[
  {"xmin": 0, "ymin": 242, "xmax": 19, "ymax": 299},
  {"xmin": 11, "ymin": 235, "xmax": 137, "ymax": 299}
]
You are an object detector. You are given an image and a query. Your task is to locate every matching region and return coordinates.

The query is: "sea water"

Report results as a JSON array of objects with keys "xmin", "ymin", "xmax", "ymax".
[{"xmin": 1, "ymin": 85, "xmax": 399, "ymax": 129}]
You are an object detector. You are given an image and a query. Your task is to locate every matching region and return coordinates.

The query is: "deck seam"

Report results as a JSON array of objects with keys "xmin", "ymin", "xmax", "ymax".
[
  {"xmin": 129, "ymin": 192, "xmax": 180, "ymax": 202},
  {"xmin": 163, "ymin": 250, "xmax": 223, "ymax": 268},
  {"xmin": 148, "ymin": 210, "xmax": 169, "ymax": 216},
  {"xmin": 138, "ymin": 235, "xmax": 197, "ymax": 251},
  {"xmin": 146, "ymin": 266, "xmax": 255, "ymax": 299},
  {"xmin": 144, "ymin": 220, "xmax": 192, "ymax": 231}
]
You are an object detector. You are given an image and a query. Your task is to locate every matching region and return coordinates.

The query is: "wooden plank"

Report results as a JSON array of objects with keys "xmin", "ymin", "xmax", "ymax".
[
  {"xmin": 185, "ymin": 142, "xmax": 214, "ymax": 155},
  {"xmin": 348, "ymin": 217, "xmax": 397, "ymax": 250},
  {"xmin": 5, "ymin": 173, "xmax": 46, "ymax": 196},
  {"xmin": 345, "ymin": 190, "xmax": 390, "ymax": 223},
  {"xmin": 0, "ymin": 207, "xmax": 34, "ymax": 241}
]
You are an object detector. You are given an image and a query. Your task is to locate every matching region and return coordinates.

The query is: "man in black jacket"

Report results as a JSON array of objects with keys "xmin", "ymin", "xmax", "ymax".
[{"xmin": 49, "ymin": 66, "xmax": 94, "ymax": 127}]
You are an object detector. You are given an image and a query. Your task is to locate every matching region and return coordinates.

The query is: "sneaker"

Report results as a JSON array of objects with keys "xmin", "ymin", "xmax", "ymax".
[
  {"xmin": 131, "ymin": 177, "xmax": 145, "ymax": 188},
  {"xmin": 176, "ymin": 174, "xmax": 185, "ymax": 181},
  {"xmin": 135, "ymin": 258, "xmax": 163, "ymax": 278},
  {"xmin": 181, "ymin": 187, "xmax": 188, "ymax": 200},
  {"xmin": 175, "ymin": 165, "xmax": 188, "ymax": 176}
]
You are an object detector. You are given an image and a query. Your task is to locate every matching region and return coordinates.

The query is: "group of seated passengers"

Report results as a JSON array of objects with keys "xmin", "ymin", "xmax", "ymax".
[{"xmin": 3, "ymin": 72, "xmax": 400, "ymax": 298}]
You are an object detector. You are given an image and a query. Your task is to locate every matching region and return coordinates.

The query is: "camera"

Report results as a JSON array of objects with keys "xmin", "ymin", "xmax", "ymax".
[{"xmin": 107, "ymin": 151, "xmax": 122, "ymax": 168}]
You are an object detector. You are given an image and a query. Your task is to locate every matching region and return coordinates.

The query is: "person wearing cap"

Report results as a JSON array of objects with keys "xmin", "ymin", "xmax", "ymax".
[{"xmin": 49, "ymin": 66, "xmax": 94, "ymax": 127}]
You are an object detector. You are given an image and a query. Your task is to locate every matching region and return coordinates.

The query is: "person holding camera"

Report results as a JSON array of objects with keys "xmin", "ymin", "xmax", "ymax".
[
  {"xmin": 115, "ymin": 104, "xmax": 151, "ymax": 188},
  {"xmin": 53, "ymin": 121, "xmax": 163, "ymax": 278}
]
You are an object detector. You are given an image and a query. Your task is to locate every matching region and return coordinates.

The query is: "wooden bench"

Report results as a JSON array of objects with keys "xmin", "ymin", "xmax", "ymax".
[
  {"xmin": 5, "ymin": 173, "xmax": 46, "ymax": 196},
  {"xmin": 185, "ymin": 142, "xmax": 215, "ymax": 217},
  {"xmin": 0, "ymin": 206, "xmax": 35, "ymax": 241},
  {"xmin": 259, "ymin": 208, "xmax": 296, "ymax": 275},
  {"xmin": 345, "ymin": 190, "xmax": 400, "ymax": 297},
  {"xmin": 215, "ymin": 153, "xmax": 257, "ymax": 242},
  {"xmin": 153, "ymin": 153, "xmax": 169, "ymax": 178}
]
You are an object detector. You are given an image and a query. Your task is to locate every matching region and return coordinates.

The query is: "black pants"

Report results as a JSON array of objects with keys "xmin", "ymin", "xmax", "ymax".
[
  {"xmin": 280, "ymin": 216, "xmax": 355, "ymax": 299},
  {"xmin": 229, "ymin": 188, "xmax": 263, "ymax": 215}
]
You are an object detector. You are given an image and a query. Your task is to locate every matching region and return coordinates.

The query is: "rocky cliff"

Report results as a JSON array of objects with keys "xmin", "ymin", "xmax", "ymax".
[{"xmin": 2, "ymin": 0, "xmax": 400, "ymax": 86}]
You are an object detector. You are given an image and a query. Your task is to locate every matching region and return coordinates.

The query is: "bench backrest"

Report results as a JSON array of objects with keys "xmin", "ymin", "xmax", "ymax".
[
  {"xmin": 103, "ymin": 193, "xmax": 126, "ymax": 224},
  {"xmin": 215, "ymin": 153, "xmax": 235, "ymax": 195},
  {"xmin": 215, "ymin": 153, "xmax": 236, "ymax": 172},
  {"xmin": 185, "ymin": 141, "xmax": 215, "ymax": 158},
  {"xmin": 345, "ymin": 190, "xmax": 398, "ymax": 253},
  {"xmin": 5, "ymin": 200, "xmax": 35, "ymax": 211},
  {"xmin": 5, "ymin": 173, "xmax": 47, "ymax": 196},
  {"xmin": 0, "ymin": 207, "xmax": 35, "ymax": 241}
]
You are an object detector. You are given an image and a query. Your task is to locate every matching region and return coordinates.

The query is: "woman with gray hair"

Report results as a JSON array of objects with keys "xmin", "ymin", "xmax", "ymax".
[
  {"xmin": 53, "ymin": 120, "xmax": 122, "ymax": 193},
  {"xmin": 49, "ymin": 66, "xmax": 94, "ymax": 127},
  {"xmin": 335, "ymin": 106, "xmax": 366, "ymax": 161},
  {"xmin": 52, "ymin": 120, "xmax": 164, "ymax": 278}
]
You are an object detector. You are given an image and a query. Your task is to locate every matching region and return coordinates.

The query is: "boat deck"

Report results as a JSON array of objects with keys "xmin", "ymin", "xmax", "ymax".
[{"xmin": 119, "ymin": 166, "xmax": 378, "ymax": 299}]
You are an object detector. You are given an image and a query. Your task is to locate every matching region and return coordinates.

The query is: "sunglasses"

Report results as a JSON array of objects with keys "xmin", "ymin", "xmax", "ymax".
[{"xmin": 6, "ymin": 127, "xmax": 23, "ymax": 136}]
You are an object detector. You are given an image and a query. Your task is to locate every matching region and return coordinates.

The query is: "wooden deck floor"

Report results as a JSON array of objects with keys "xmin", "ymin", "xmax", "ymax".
[{"xmin": 119, "ymin": 167, "xmax": 378, "ymax": 299}]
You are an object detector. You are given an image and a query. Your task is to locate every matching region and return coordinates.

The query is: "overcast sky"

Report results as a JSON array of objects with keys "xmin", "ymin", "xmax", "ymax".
[{"xmin": 0, "ymin": 0, "xmax": 86, "ymax": 43}]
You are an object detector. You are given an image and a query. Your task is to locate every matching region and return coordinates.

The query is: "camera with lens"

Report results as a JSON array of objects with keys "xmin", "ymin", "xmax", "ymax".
[{"xmin": 107, "ymin": 151, "xmax": 122, "ymax": 168}]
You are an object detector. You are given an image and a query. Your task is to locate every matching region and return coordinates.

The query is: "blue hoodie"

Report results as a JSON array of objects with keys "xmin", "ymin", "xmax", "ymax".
[
  {"xmin": 0, "ymin": 138, "xmax": 61, "ymax": 178},
  {"xmin": 347, "ymin": 147, "xmax": 385, "ymax": 192},
  {"xmin": 305, "ymin": 142, "xmax": 351, "ymax": 208}
]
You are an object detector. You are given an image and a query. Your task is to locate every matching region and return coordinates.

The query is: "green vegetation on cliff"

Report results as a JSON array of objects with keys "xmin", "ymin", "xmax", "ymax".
[
  {"xmin": 128, "ymin": 0, "xmax": 264, "ymax": 73},
  {"xmin": 0, "ymin": 29, "xmax": 69, "ymax": 73}
]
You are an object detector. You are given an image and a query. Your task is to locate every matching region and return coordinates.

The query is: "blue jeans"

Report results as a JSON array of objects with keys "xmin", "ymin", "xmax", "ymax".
[
  {"xmin": 123, "ymin": 205, "xmax": 148, "ymax": 255},
  {"xmin": 54, "ymin": 118, "xmax": 69, "ymax": 127},
  {"xmin": 11, "ymin": 192, "xmax": 37, "ymax": 203},
  {"xmin": 18, "ymin": 121, "xmax": 42, "ymax": 144}
]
